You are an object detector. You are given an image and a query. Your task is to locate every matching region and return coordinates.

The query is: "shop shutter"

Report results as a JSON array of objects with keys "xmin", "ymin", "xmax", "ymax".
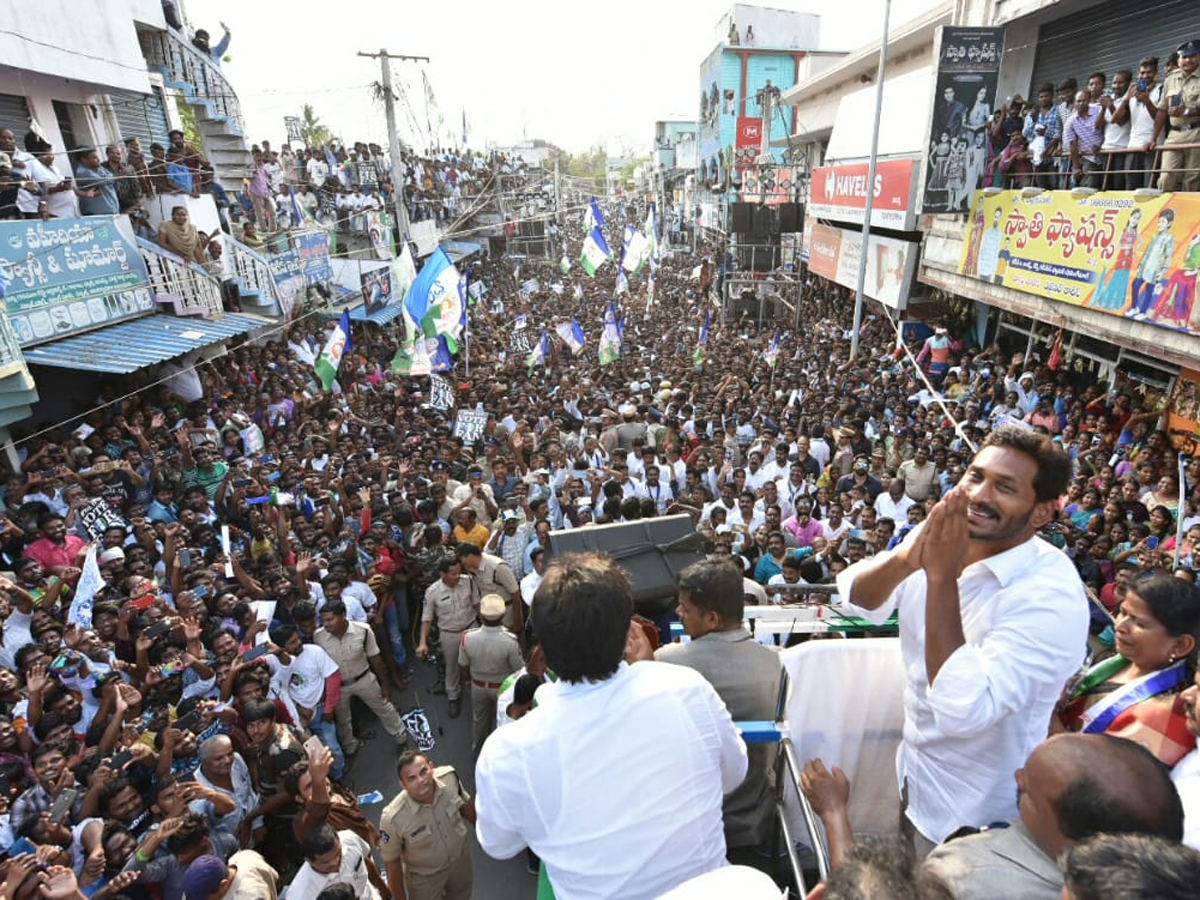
[
  {"xmin": 109, "ymin": 87, "xmax": 172, "ymax": 149},
  {"xmin": 1030, "ymin": 0, "xmax": 1191, "ymax": 94},
  {"xmin": 0, "ymin": 93, "xmax": 31, "ymax": 135}
]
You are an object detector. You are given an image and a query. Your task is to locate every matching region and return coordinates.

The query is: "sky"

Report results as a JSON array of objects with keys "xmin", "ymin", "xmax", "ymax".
[{"xmin": 198, "ymin": 0, "xmax": 944, "ymax": 157}]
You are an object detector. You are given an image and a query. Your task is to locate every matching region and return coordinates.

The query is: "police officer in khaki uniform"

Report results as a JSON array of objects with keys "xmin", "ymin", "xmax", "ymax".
[
  {"xmin": 380, "ymin": 750, "xmax": 474, "ymax": 900},
  {"xmin": 1154, "ymin": 39, "xmax": 1200, "ymax": 192},
  {"xmin": 456, "ymin": 541, "xmax": 523, "ymax": 637},
  {"xmin": 459, "ymin": 593, "xmax": 524, "ymax": 756},
  {"xmin": 417, "ymin": 557, "xmax": 478, "ymax": 718},
  {"xmin": 315, "ymin": 598, "xmax": 412, "ymax": 756}
]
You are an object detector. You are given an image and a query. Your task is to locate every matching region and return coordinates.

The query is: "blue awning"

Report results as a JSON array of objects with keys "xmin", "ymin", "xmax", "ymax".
[
  {"xmin": 24, "ymin": 313, "xmax": 272, "ymax": 374},
  {"xmin": 348, "ymin": 302, "xmax": 407, "ymax": 325},
  {"xmin": 440, "ymin": 240, "xmax": 483, "ymax": 263}
]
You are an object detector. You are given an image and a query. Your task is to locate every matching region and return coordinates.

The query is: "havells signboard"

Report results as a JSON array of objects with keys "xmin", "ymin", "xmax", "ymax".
[{"xmin": 808, "ymin": 159, "xmax": 919, "ymax": 231}]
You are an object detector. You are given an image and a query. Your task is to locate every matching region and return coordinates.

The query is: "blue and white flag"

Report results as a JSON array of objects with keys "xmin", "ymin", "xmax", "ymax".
[
  {"xmin": 599, "ymin": 301, "xmax": 621, "ymax": 366},
  {"xmin": 764, "ymin": 331, "xmax": 781, "ymax": 369},
  {"xmin": 315, "ymin": 310, "xmax": 352, "ymax": 391},
  {"xmin": 584, "ymin": 196, "xmax": 604, "ymax": 232},
  {"xmin": 694, "ymin": 311, "xmax": 711, "ymax": 365},
  {"xmin": 527, "ymin": 329, "xmax": 550, "ymax": 372},
  {"xmin": 405, "ymin": 247, "xmax": 463, "ymax": 351},
  {"xmin": 556, "ymin": 319, "xmax": 585, "ymax": 356},
  {"xmin": 68, "ymin": 544, "xmax": 102, "ymax": 628},
  {"xmin": 580, "ymin": 227, "xmax": 611, "ymax": 276}
]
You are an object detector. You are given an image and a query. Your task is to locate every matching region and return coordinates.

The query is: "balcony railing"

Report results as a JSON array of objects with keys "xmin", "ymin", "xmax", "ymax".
[
  {"xmin": 137, "ymin": 238, "xmax": 225, "ymax": 318},
  {"xmin": 224, "ymin": 236, "xmax": 287, "ymax": 316},
  {"xmin": 139, "ymin": 28, "xmax": 245, "ymax": 136}
]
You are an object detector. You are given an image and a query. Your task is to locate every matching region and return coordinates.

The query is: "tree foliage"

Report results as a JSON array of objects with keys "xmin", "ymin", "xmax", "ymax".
[{"xmin": 300, "ymin": 104, "xmax": 331, "ymax": 149}]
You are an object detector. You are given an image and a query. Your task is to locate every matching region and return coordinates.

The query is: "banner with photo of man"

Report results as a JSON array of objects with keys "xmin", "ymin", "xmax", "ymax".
[{"xmin": 921, "ymin": 26, "xmax": 1005, "ymax": 214}]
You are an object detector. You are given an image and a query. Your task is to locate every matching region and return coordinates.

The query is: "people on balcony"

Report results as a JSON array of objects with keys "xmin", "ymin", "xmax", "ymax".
[
  {"xmin": 74, "ymin": 148, "xmax": 119, "ymax": 217},
  {"xmin": 191, "ymin": 22, "xmax": 232, "ymax": 66},
  {"xmin": 157, "ymin": 205, "xmax": 207, "ymax": 264},
  {"xmin": 1155, "ymin": 39, "xmax": 1200, "ymax": 193}
]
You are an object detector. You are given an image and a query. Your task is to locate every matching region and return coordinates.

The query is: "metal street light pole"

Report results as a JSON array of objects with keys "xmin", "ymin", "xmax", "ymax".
[{"xmin": 850, "ymin": 0, "xmax": 891, "ymax": 359}]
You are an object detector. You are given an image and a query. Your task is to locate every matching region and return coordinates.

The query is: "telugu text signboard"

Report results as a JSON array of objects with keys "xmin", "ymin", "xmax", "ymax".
[
  {"xmin": 958, "ymin": 190, "xmax": 1200, "ymax": 336},
  {"xmin": 0, "ymin": 216, "xmax": 154, "ymax": 346}
]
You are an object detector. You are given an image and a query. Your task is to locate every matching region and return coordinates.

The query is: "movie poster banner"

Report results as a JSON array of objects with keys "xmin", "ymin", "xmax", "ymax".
[
  {"xmin": 1167, "ymin": 368, "xmax": 1200, "ymax": 453},
  {"xmin": 957, "ymin": 190, "xmax": 1200, "ymax": 335},
  {"xmin": 921, "ymin": 26, "xmax": 1005, "ymax": 214}
]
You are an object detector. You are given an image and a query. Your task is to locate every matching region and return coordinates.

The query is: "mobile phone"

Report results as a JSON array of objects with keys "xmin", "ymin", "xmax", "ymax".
[
  {"xmin": 48, "ymin": 787, "xmax": 77, "ymax": 825},
  {"xmin": 158, "ymin": 659, "xmax": 185, "ymax": 678},
  {"xmin": 259, "ymin": 455, "xmax": 275, "ymax": 464},
  {"xmin": 144, "ymin": 622, "xmax": 171, "ymax": 640},
  {"xmin": 174, "ymin": 710, "xmax": 202, "ymax": 732},
  {"xmin": 109, "ymin": 749, "xmax": 133, "ymax": 770},
  {"xmin": 130, "ymin": 593, "xmax": 154, "ymax": 611},
  {"xmin": 303, "ymin": 734, "xmax": 323, "ymax": 757},
  {"xmin": 265, "ymin": 472, "xmax": 281, "ymax": 483},
  {"xmin": 631, "ymin": 614, "xmax": 660, "ymax": 651},
  {"xmin": 8, "ymin": 836, "xmax": 36, "ymax": 856},
  {"xmin": 193, "ymin": 584, "xmax": 209, "ymax": 599},
  {"xmin": 242, "ymin": 645, "xmax": 269, "ymax": 662},
  {"xmin": 1137, "ymin": 78, "xmax": 1149, "ymax": 92},
  {"xmin": 1146, "ymin": 536, "xmax": 1160, "ymax": 550},
  {"xmin": 232, "ymin": 479, "xmax": 251, "ymax": 488},
  {"xmin": 176, "ymin": 771, "xmax": 197, "ymax": 784},
  {"xmin": 178, "ymin": 549, "xmax": 192, "ymax": 568}
]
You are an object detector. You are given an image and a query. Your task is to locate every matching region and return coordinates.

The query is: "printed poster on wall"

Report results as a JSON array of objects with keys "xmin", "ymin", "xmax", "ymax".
[
  {"xmin": 1168, "ymin": 368, "xmax": 1200, "ymax": 453},
  {"xmin": 958, "ymin": 190, "xmax": 1200, "ymax": 335},
  {"xmin": 921, "ymin": 26, "xmax": 1005, "ymax": 214},
  {"xmin": 361, "ymin": 266, "xmax": 394, "ymax": 315},
  {"xmin": 0, "ymin": 216, "xmax": 154, "ymax": 346},
  {"xmin": 807, "ymin": 222, "xmax": 919, "ymax": 310}
]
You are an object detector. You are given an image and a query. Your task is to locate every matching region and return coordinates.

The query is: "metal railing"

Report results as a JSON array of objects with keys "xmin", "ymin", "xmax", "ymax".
[
  {"xmin": 136, "ymin": 238, "xmax": 224, "ymax": 318},
  {"xmin": 993, "ymin": 142, "xmax": 1200, "ymax": 192},
  {"xmin": 139, "ymin": 28, "xmax": 245, "ymax": 136},
  {"xmin": 223, "ymin": 236, "xmax": 282, "ymax": 311}
]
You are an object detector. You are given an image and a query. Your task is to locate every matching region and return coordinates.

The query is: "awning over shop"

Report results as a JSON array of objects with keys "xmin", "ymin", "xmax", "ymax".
[
  {"xmin": 324, "ymin": 302, "xmax": 407, "ymax": 325},
  {"xmin": 348, "ymin": 302, "xmax": 407, "ymax": 325},
  {"xmin": 439, "ymin": 240, "xmax": 484, "ymax": 263},
  {"xmin": 23, "ymin": 313, "xmax": 272, "ymax": 374}
]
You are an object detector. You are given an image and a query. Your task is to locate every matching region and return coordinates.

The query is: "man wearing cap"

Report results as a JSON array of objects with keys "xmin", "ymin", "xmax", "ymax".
[
  {"xmin": 179, "ymin": 849, "xmax": 277, "ymax": 900},
  {"xmin": 418, "ymin": 558, "xmax": 478, "ymax": 717},
  {"xmin": 486, "ymin": 510, "xmax": 534, "ymax": 578},
  {"xmin": 835, "ymin": 457, "xmax": 884, "ymax": 504},
  {"xmin": 615, "ymin": 404, "xmax": 648, "ymax": 453},
  {"xmin": 460, "ymin": 594, "xmax": 524, "ymax": 756},
  {"xmin": 1154, "ymin": 40, "xmax": 1200, "ymax": 192},
  {"xmin": 457, "ymin": 542, "xmax": 523, "ymax": 637}
]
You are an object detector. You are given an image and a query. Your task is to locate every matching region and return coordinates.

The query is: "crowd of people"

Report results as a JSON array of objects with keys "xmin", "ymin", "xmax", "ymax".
[
  {"xmin": 987, "ymin": 37, "xmax": 1200, "ymax": 192},
  {"xmin": 0, "ymin": 165, "xmax": 1199, "ymax": 898}
]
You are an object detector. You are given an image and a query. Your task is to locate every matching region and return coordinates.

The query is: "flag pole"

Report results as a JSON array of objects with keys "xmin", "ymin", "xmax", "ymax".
[{"xmin": 850, "ymin": 0, "xmax": 891, "ymax": 361}]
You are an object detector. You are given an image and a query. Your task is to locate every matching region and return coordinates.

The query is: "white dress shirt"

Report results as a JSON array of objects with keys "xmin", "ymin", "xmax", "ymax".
[
  {"xmin": 874, "ymin": 492, "xmax": 915, "ymax": 522},
  {"xmin": 837, "ymin": 531, "xmax": 1088, "ymax": 843},
  {"xmin": 286, "ymin": 829, "xmax": 379, "ymax": 900},
  {"xmin": 475, "ymin": 661, "xmax": 747, "ymax": 900},
  {"xmin": 1172, "ymin": 747, "xmax": 1200, "ymax": 851}
]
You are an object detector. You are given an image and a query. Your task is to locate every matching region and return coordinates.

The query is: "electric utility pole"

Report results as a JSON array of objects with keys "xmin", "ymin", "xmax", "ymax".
[{"xmin": 357, "ymin": 49, "xmax": 429, "ymax": 249}]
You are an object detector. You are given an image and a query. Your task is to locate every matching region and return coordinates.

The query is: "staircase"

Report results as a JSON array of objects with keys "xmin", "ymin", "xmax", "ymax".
[
  {"xmin": 139, "ymin": 28, "xmax": 253, "ymax": 191},
  {"xmin": 224, "ymin": 236, "xmax": 287, "ymax": 318}
]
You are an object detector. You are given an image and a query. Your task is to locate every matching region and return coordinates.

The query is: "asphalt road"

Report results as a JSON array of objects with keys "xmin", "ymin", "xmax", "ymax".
[{"xmin": 348, "ymin": 650, "xmax": 533, "ymax": 900}]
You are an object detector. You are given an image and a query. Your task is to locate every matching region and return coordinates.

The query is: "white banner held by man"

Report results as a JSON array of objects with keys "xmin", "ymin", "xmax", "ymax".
[{"xmin": 453, "ymin": 409, "xmax": 488, "ymax": 443}]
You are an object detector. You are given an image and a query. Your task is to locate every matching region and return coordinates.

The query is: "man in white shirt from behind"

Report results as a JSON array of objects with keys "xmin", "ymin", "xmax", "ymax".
[
  {"xmin": 1173, "ymin": 663, "xmax": 1200, "ymax": 851},
  {"xmin": 475, "ymin": 552, "xmax": 747, "ymax": 900},
  {"xmin": 836, "ymin": 426, "xmax": 1088, "ymax": 857}
]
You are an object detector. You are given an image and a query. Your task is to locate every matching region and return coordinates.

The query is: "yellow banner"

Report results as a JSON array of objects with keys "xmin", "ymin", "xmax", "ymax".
[{"xmin": 958, "ymin": 190, "xmax": 1200, "ymax": 336}]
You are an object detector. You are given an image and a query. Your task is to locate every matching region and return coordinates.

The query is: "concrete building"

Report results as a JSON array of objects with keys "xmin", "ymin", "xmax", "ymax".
[{"xmin": 780, "ymin": 0, "xmax": 1200, "ymax": 439}]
